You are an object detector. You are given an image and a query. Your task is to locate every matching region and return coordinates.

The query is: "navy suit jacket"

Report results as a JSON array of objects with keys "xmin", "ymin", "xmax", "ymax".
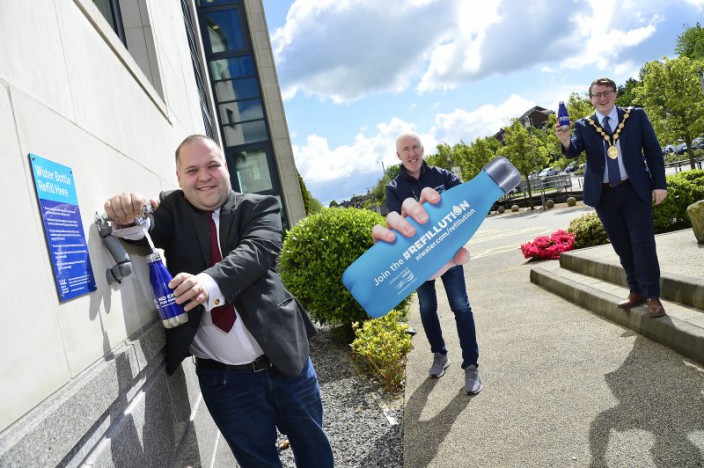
[
  {"xmin": 562, "ymin": 107, "xmax": 666, "ymax": 206},
  {"xmin": 149, "ymin": 190, "xmax": 317, "ymax": 376}
]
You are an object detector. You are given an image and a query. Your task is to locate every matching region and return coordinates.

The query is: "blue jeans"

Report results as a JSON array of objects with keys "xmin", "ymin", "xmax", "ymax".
[
  {"xmin": 196, "ymin": 357, "xmax": 334, "ymax": 467},
  {"xmin": 416, "ymin": 265, "xmax": 479, "ymax": 369}
]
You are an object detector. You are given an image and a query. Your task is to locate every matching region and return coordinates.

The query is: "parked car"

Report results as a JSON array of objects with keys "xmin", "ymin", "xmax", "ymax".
[
  {"xmin": 538, "ymin": 167, "xmax": 559, "ymax": 178},
  {"xmin": 564, "ymin": 162, "xmax": 577, "ymax": 173},
  {"xmin": 662, "ymin": 144, "xmax": 676, "ymax": 156},
  {"xmin": 675, "ymin": 143, "xmax": 688, "ymax": 155}
]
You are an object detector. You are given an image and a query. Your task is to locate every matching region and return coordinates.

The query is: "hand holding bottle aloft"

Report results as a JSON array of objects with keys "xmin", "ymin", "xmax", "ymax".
[
  {"xmin": 555, "ymin": 101, "xmax": 572, "ymax": 148},
  {"xmin": 371, "ymin": 187, "xmax": 470, "ymax": 280}
]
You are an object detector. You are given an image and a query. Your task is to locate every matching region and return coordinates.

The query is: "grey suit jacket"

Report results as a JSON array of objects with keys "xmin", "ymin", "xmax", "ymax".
[{"xmin": 149, "ymin": 190, "xmax": 317, "ymax": 376}]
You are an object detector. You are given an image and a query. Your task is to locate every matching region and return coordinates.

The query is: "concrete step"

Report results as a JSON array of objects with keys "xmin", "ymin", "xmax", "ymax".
[
  {"xmin": 530, "ymin": 259, "xmax": 704, "ymax": 365},
  {"xmin": 559, "ymin": 251, "xmax": 704, "ymax": 310}
]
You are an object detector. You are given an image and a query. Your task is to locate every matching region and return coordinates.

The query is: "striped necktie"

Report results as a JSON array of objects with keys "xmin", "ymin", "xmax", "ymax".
[{"xmin": 603, "ymin": 116, "xmax": 622, "ymax": 187}]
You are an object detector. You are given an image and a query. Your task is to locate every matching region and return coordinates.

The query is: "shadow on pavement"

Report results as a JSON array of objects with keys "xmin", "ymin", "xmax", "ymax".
[
  {"xmin": 404, "ymin": 377, "xmax": 474, "ymax": 468},
  {"xmin": 588, "ymin": 335, "xmax": 704, "ymax": 467}
]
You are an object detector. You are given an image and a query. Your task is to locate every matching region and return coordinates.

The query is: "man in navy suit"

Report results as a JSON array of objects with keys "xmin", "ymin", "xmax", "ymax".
[
  {"xmin": 105, "ymin": 135, "xmax": 333, "ymax": 467},
  {"xmin": 556, "ymin": 77, "xmax": 668, "ymax": 317}
]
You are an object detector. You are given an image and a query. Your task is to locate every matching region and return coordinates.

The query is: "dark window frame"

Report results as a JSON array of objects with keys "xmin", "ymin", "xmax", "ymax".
[{"xmin": 197, "ymin": 0, "xmax": 287, "ymax": 224}]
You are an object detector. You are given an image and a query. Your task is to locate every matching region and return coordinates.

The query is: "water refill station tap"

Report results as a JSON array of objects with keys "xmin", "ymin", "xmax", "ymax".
[
  {"xmin": 94, "ymin": 201, "xmax": 188, "ymax": 328},
  {"xmin": 94, "ymin": 205, "xmax": 154, "ymax": 284}
]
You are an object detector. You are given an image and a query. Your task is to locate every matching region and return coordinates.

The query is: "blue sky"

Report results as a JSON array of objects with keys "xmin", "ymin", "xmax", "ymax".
[{"xmin": 261, "ymin": 0, "xmax": 704, "ymax": 206}]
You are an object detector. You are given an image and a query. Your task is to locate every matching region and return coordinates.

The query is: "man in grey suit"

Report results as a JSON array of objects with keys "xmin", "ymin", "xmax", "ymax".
[
  {"xmin": 556, "ymin": 77, "xmax": 668, "ymax": 318},
  {"xmin": 104, "ymin": 134, "xmax": 333, "ymax": 467}
]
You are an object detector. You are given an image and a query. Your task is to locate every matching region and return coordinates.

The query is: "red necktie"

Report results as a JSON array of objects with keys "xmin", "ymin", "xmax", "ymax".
[{"xmin": 208, "ymin": 211, "xmax": 236, "ymax": 332}]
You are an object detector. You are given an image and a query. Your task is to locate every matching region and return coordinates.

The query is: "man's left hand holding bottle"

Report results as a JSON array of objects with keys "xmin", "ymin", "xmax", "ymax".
[
  {"xmin": 103, "ymin": 192, "xmax": 210, "ymax": 312},
  {"xmin": 371, "ymin": 187, "xmax": 470, "ymax": 279}
]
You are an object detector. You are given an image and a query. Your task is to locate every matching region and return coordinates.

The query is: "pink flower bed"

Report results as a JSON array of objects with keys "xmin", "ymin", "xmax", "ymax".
[{"xmin": 520, "ymin": 229, "xmax": 575, "ymax": 260}]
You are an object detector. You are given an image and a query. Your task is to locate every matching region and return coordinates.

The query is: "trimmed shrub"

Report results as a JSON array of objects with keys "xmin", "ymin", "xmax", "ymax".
[
  {"xmin": 653, "ymin": 170, "xmax": 704, "ymax": 233},
  {"xmin": 350, "ymin": 309, "xmax": 412, "ymax": 392},
  {"xmin": 567, "ymin": 211, "xmax": 610, "ymax": 249},
  {"xmin": 279, "ymin": 207, "xmax": 397, "ymax": 326}
]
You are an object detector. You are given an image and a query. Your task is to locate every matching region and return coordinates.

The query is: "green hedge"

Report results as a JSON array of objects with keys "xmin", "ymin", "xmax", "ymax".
[
  {"xmin": 279, "ymin": 207, "xmax": 388, "ymax": 325},
  {"xmin": 567, "ymin": 211, "xmax": 610, "ymax": 249},
  {"xmin": 653, "ymin": 169, "xmax": 704, "ymax": 233}
]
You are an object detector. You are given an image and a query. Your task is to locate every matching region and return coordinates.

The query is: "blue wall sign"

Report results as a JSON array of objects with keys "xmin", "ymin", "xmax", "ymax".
[{"xmin": 29, "ymin": 154, "xmax": 97, "ymax": 301}]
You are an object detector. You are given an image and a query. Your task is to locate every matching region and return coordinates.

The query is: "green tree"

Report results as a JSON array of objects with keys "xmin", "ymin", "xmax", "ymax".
[
  {"xmin": 308, "ymin": 197, "xmax": 323, "ymax": 213},
  {"xmin": 297, "ymin": 172, "xmax": 314, "ymax": 215},
  {"xmin": 460, "ymin": 137, "xmax": 498, "ymax": 181},
  {"xmin": 617, "ymin": 77, "xmax": 642, "ymax": 107},
  {"xmin": 300, "ymin": 174, "xmax": 323, "ymax": 214},
  {"xmin": 497, "ymin": 119, "xmax": 549, "ymax": 210},
  {"xmin": 676, "ymin": 22, "xmax": 704, "ymax": 60},
  {"xmin": 369, "ymin": 164, "xmax": 401, "ymax": 208},
  {"xmin": 567, "ymin": 92, "xmax": 594, "ymax": 120},
  {"xmin": 425, "ymin": 143, "xmax": 453, "ymax": 170},
  {"xmin": 636, "ymin": 56, "xmax": 704, "ymax": 169}
]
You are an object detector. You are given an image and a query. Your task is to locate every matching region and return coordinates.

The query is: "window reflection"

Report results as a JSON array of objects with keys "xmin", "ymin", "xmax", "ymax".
[
  {"xmin": 214, "ymin": 77, "xmax": 259, "ymax": 101},
  {"xmin": 209, "ymin": 56, "xmax": 255, "ymax": 80},
  {"xmin": 231, "ymin": 149, "xmax": 273, "ymax": 193},
  {"xmin": 205, "ymin": 10, "xmax": 245, "ymax": 53},
  {"xmin": 218, "ymin": 99, "xmax": 263, "ymax": 124},
  {"xmin": 198, "ymin": 0, "xmax": 240, "ymax": 6},
  {"xmin": 223, "ymin": 121, "xmax": 268, "ymax": 146}
]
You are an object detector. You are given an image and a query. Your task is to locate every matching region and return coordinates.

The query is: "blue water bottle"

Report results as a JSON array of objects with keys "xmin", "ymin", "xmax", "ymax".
[
  {"xmin": 146, "ymin": 252, "xmax": 189, "ymax": 328},
  {"xmin": 342, "ymin": 156, "xmax": 521, "ymax": 318},
  {"xmin": 557, "ymin": 101, "xmax": 570, "ymax": 130}
]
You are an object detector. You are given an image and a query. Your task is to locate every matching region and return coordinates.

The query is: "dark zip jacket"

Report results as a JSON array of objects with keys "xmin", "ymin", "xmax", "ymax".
[{"xmin": 385, "ymin": 161, "xmax": 460, "ymax": 214}]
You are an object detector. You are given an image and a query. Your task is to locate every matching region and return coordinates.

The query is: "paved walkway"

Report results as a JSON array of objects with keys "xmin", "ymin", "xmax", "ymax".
[{"xmin": 402, "ymin": 209, "xmax": 704, "ymax": 467}]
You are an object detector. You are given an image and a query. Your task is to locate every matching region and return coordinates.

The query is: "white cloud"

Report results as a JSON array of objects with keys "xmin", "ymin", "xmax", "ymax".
[
  {"xmin": 294, "ymin": 94, "xmax": 536, "ymax": 204},
  {"xmin": 273, "ymin": 0, "xmax": 694, "ymax": 204},
  {"xmin": 272, "ymin": 0, "xmax": 665, "ymax": 102},
  {"xmin": 271, "ymin": 0, "xmax": 457, "ymax": 103},
  {"xmin": 561, "ymin": 1, "xmax": 658, "ymax": 72},
  {"xmin": 293, "ymin": 117, "xmax": 414, "ymax": 183},
  {"xmin": 429, "ymin": 94, "xmax": 535, "ymax": 145}
]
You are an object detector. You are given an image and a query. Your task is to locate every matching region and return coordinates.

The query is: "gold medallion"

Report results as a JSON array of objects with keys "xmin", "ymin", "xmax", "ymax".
[
  {"xmin": 585, "ymin": 107, "xmax": 633, "ymax": 159},
  {"xmin": 607, "ymin": 145, "xmax": 619, "ymax": 159}
]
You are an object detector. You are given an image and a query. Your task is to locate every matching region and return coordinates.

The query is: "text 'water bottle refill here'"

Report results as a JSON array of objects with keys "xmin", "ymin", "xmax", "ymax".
[{"xmin": 342, "ymin": 156, "xmax": 521, "ymax": 318}]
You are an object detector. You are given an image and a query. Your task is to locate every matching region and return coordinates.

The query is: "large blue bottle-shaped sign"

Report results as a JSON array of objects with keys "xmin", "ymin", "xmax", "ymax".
[
  {"xmin": 147, "ymin": 252, "xmax": 189, "ymax": 328},
  {"xmin": 342, "ymin": 156, "xmax": 521, "ymax": 318}
]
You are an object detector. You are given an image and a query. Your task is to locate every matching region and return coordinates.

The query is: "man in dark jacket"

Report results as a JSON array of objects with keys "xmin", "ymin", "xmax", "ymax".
[
  {"xmin": 104, "ymin": 135, "xmax": 333, "ymax": 467},
  {"xmin": 385, "ymin": 133, "xmax": 483, "ymax": 395},
  {"xmin": 556, "ymin": 77, "xmax": 668, "ymax": 318}
]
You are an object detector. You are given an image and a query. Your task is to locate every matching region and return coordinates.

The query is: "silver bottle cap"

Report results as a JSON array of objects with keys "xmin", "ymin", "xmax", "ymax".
[
  {"xmin": 146, "ymin": 252, "xmax": 162, "ymax": 263},
  {"xmin": 483, "ymin": 156, "xmax": 522, "ymax": 194}
]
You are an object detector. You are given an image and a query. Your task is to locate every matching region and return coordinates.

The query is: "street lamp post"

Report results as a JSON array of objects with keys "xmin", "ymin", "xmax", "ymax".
[
  {"xmin": 698, "ymin": 67, "xmax": 704, "ymax": 95},
  {"xmin": 377, "ymin": 156, "xmax": 386, "ymax": 177},
  {"xmin": 521, "ymin": 116, "xmax": 546, "ymax": 210}
]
